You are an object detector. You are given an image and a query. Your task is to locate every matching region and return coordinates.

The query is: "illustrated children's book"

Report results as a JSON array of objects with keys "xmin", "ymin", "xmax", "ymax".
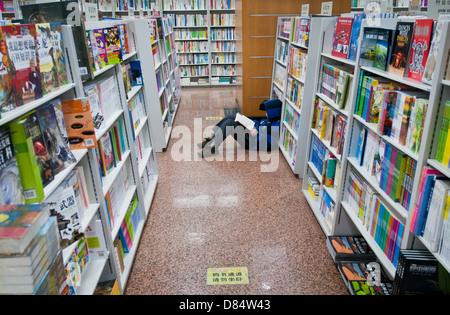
[
  {"xmin": 103, "ymin": 26, "xmax": 123, "ymax": 65},
  {"xmin": 408, "ymin": 19, "xmax": 433, "ymax": 82},
  {"xmin": 50, "ymin": 22, "xmax": 68, "ymax": 87},
  {"xmin": 35, "ymin": 23, "xmax": 56, "ymax": 95},
  {"xmin": 94, "ymin": 28, "xmax": 108, "ymax": 68},
  {"xmin": 332, "ymin": 17, "xmax": 353, "ymax": 59}
]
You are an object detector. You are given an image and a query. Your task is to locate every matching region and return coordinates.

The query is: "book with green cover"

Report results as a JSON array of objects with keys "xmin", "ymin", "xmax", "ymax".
[
  {"xmin": 436, "ymin": 101, "xmax": 450, "ymax": 163},
  {"xmin": 9, "ymin": 119, "xmax": 45, "ymax": 203}
]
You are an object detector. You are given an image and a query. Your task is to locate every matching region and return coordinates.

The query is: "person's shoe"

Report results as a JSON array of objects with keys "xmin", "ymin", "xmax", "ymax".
[
  {"xmin": 198, "ymin": 143, "xmax": 217, "ymax": 158},
  {"xmin": 197, "ymin": 136, "xmax": 214, "ymax": 149}
]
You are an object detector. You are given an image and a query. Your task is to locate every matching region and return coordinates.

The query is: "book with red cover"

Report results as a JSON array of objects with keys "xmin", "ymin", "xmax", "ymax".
[
  {"xmin": 331, "ymin": 17, "xmax": 353, "ymax": 59},
  {"xmin": 408, "ymin": 19, "xmax": 433, "ymax": 82}
]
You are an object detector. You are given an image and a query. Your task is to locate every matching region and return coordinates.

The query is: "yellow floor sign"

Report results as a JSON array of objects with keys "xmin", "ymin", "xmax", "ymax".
[{"xmin": 207, "ymin": 267, "xmax": 249, "ymax": 285}]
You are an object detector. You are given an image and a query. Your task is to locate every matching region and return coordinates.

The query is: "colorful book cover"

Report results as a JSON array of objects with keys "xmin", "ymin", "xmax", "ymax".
[
  {"xmin": 61, "ymin": 98, "xmax": 97, "ymax": 150},
  {"xmin": 332, "ymin": 17, "xmax": 353, "ymax": 59},
  {"xmin": 360, "ymin": 28, "xmax": 379, "ymax": 67},
  {"xmin": 410, "ymin": 98, "xmax": 428, "ymax": 154},
  {"xmin": 3, "ymin": 24, "xmax": 39, "ymax": 106},
  {"xmin": 348, "ymin": 13, "xmax": 365, "ymax": 61},
  {"xmin": 0, "ymin": 127, "xmax": 25, "ymax": 205},
  {"xmin": 36, "ymin": 103, "xmax": 76, "ymax": 175},
  {"xmin": 373, "ymin": 29, "xmax": 392, "ymax": 71},
  {"xmin": 118, "ymin": 24, "xmax": 130, "ymax": 55},
  {"xmin": 388, "ymin": 21, "xmax": 415, "ymax": 77},
  {"xmin": 9, "ymin": 119, "xmax": 45, "ymax": 203},
  {"xmin": 130, "ymin": 61, "xmax": 143, "ymax": 86},
  {"xmin": 436, "ymin": 101, "xmax": 450, "ymax": 163},
  {"xmin": 103, "ymin": 27, "xmax": 123, "ymax": 65},
  {"xmin": 87, "ymin": 29, "xmax": 102, "ymax": 71},
  {"xmin": 94, "ymin": 29, "xmax": 108, "ymax": 68},
  {"xmin": 408, "ymin": 19, "xmax": 433, "ymax": 82},
  {"xmin": 35, "ymin": 23, "xmax": 56, "ymax": 95},
  {"xmin": 23, "ymin": 110, "xmax": 55, "ymax": 187},
  {"xmin": 50, "ymin": 22, "xmax": 68, "ymax": 86},
  {"xmin": 0, "ymin": 26, "xmax": 16, "ymax": 113},
  {"xmin": 99, "ymin": 131, "xmax": 115, "ymax": 176}
]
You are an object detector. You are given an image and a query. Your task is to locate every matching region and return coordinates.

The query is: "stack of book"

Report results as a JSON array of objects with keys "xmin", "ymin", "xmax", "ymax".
[
  {"xmin": 393, "ymin": 250, "xmax": 450, "ymax": 295},
  {"xmin": 0, "ymin": 205, "xmax": 68, "ymax": 294},
  {"xmin": 307, "ymin": 176, "xmax": 320, "ymax": 200},
  {"xmin": 327, "ymin": 235, "xmax": 377, "ymax": 263},
  {"xmin": 337, "ymin": 261, "xmax": 393, "ymax": 295},
  {"xmin": 288, "ymin": 46, "xmax": 307, "ymax": 82}
]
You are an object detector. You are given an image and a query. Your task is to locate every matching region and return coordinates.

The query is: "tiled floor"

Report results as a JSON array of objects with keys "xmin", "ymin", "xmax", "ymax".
[{"xmin": 124, "ymin": 87, "xmax": 348, "ymax": 295}]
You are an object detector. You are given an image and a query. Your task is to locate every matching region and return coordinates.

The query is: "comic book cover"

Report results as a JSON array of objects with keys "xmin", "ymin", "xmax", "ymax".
[
  {"xmin": 94, "ymin": 28, "xmax": 108, "ymax": 68},
  {"xmin": 103, "ymin": 26, "xmax": 122, "ymax": 65}
]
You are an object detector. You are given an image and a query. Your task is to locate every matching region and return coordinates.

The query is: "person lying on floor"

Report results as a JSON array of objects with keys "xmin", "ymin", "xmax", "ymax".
[{"xmin": 198, "ymin": 99, "xmax": 282, "ymax": 157}]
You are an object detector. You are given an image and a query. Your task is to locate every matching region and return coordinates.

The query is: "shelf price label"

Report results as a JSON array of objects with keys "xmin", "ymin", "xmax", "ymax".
[
  {"xmin": 301, "ymin": 4, "xmax": 309, "ymax": 17},
  {"xmin": 321, "ymin": 1, "xmax": 333, "ymax": 16}
]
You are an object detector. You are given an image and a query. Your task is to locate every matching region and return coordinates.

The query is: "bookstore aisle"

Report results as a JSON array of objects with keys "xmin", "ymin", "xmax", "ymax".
[{"xmin": 124, "ymin": 87, "xmax": 348, "ymax": 295}]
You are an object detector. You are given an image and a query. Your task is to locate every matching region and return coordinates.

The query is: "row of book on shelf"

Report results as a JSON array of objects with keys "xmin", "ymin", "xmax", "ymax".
[
  {"xmin": 210, "ymin": 28, "xmax": 235, "ymax": 40},
  {"xmin": 211, "ymin": 14, "xmax": 235, "ymax": 26},
  {"xmin": 327, "ymin": 235, "xmax": 449, "ymax": 294},
  {"xmin": 173, "ymin": 14, "xmax": 208, "ymax": 27},
  {"xmin": 290, "ymin": 17, "xmax": 310, "ymax": 48},
  {"xmin": 98, "ymin": 0, "xmax": 153, "ymax": 11},
  {"xmin": 0, "ymin": 191, "xmax": 140, "ymax": 294}
]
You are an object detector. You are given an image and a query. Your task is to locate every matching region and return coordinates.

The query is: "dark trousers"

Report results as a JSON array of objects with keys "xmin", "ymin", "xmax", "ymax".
[{"xmin": 211, "ymin": 114, "xmax": 250, "ymax": 148}]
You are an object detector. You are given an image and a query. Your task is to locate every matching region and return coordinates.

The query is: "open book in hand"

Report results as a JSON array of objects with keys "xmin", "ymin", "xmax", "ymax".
[{"xmin": 235, "ymin": 113, "xmax": 255, "ymax": 130}]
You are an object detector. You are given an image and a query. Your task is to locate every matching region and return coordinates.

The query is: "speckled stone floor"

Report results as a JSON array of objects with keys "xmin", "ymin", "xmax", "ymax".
[{"xmin": 124, "ymin": 87, "xmax": 348, "ymax": 295}]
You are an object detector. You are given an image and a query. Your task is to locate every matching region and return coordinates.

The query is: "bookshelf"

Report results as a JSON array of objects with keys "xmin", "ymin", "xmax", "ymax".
[
  {"xmin": 162, "ymin": 0, "xmax": 237, "ymax": 87},
  {"xmin": 0, "ymin": 14, "xmax": 160, "ymax": 294},
  {"xmin": 270, "ymin": 16, "xmax": 318, "ymax": 177},
  {"xmin": 301, "ymin": 14, "xmax": 450, "ymax": 281},
  {"xmin": 129, "ymin": 16, "xmax": 180, "ymax": 152}
]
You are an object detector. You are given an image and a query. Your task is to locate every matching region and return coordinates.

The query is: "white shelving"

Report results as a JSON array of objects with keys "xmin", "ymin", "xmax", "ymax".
[
  {"xmin": 163, "ymin": 0, "xmax": 236, "ymax": 87},
  {"xmin": 300, "ymin": 14, "xmax": 450, "ymax": 279}
]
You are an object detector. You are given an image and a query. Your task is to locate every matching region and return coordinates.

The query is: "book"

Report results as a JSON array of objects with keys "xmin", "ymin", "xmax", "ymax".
[
  {"xmin": 410, "ymin": 98, "xmax": 428, "ymax": 154},
  {"xmin": 49, "ymin": 22, "xmax": 68, "ymax": 87},
  {"xmin": 326, "ymin": 236, "xmax": 376, "ymax": 262},
  {"xmin": 117, "ymin": 24, "xmax": 130, "ymax": 56},
  {"xmin": 0, "ymin": 127, "xmax": 25, "ymax": 205},
  {"xmin": 87, "ymin": 29, "xmax": 102, "ymax": 72},
  {"xmin": 422, "ymin": 14, "xmax": 450, "ymax": 85},
  {"xmin": 337, "ymin": 261, "xmax": 392, "ymax": 294},
  {"xmin": 35, "ymin": 102, "xmax": 76, "ymax": 175},
  {"xmin": 0, "ymin": 26, "xmax": 16, "ymax": 113},
  {"xmin": 21, "ymin": 0, "xmax": 94, "ymax": 81},
  {"xmin": 0, "ymin": 204, "xmax": 50, "ymax": 254},
  {"xmin": 388, "ymin": 21, "xmax": 415, "ymax": 77},
  {"xmin": 235, "ymin": 113, "xmax": 255, "ymax": 130},
  {"xmin": 359, "ymin": 28, "xmax": 380, "ymax": 67},
  {"xmin": 436, "ymin": 101, "xmax": 450, "ymax": 163},
  {"xmin": 94, "ymin": 28, "xmax": 108, "ymax": 68},
  {"xmin": 393, "ymin": 250, "xmax": 450, "ymax": 295},
  {"xmin": 347, "ymin": 13, "xmax": 365, "ymax": 61},
  {"xmin": 331, "ymin": 17, "xmax": 353, "ymax": 59},
  {"xmin": 103, "ymin": 26, "xmax": 123, "ymax": 65},
  {"xmin": 373, "ymin": 29, "xmax": 392, "ymax": 71},
  {"xmin": 408, "ymin": 19, "xmax": 433, "ymax": 82},
  {"xmin": 9, "ymin": 119, "xmax": 45, "ymax": 203},
  {"xmin": 84, "ymin": 83, "xmax": 105, "ymax": 131},
  {"xmin": 130, "ymin": 60, "xmax": 143, "ymax": 86},
  {"xmin": 23, "ymin": 110, "xmax": 55, "ymax": 187},
  {"xmin": 61, "ymin": 98, "xmax": 97, "ymax": 150},
  {"xmin": 2, "ymin": 24, "xmax": 40, "ymax": 106},
  {"xmin": 98, "ymin": 131, "xmax": 115, "ymax": 176},
  {"xmin": 35, "ymin": 23, "xmax": 56, "ymax": 95}
]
